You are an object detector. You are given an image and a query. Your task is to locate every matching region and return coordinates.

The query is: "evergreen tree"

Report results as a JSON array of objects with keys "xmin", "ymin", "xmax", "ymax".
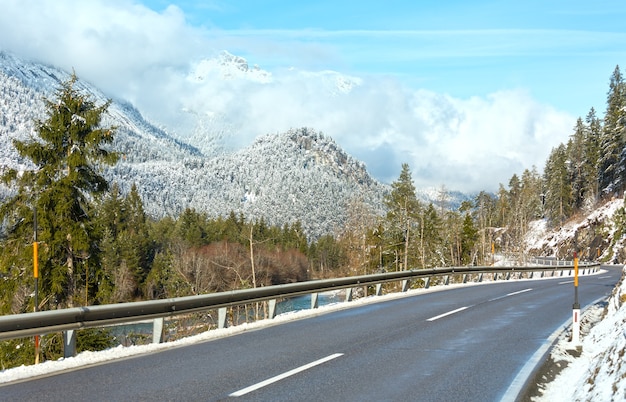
[
  {"xmin": 598, "ymin": 66, "xmax": 626, "ymax": 195},
  {"xmin": 421, "ymin": 203, "xmax": 444, "ymax": 267},
  {"xmin": 506, "ymin": 174, "xmax": 523, "ymax": 248},
  {"xmin": 583, "ymin": 107, "xmax": 602, "ymax": 205},
  {"xmin": 520, "ymin": 168, "xmax": 542, "ymax": 227},
  {"xmin": 97, "ymin": 183, "xmax": 153, "ymax": 302},
  {"xmin": 309, "ymin": 234, "xmax": 347, "ymax": 276},
  {"xmin": 543, "ymin": 144, "xmax": 572, "ymax": 226},
  {"xmin": 460, "ymin": 213, "xmax": 477, "ymax": 265},
  {"xmin": 384, "ymin": 163, "xmax": 421, "ymax": 270},
  {"xmin": 568, "ymin": 119, "xmax": 587, "ymax": 209},
  {"xmin": 0, "ymin": 74, "xmax": 118, "ymax": 310}
]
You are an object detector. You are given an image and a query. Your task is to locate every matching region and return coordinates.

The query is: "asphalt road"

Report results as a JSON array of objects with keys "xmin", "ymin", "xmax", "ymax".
[{"xmin": 1, "ymin": 266, "xmax": 622, "ymax": 402}]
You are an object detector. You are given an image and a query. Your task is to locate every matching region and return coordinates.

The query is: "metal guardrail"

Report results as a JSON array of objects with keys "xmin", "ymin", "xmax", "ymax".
[
  {"xmin": 529, "ymin": 257, "xmax": 580, "ymax": 266},
  {"xmin": 0, "ymin": 262, "xmax": 600, "ymax": 357}
]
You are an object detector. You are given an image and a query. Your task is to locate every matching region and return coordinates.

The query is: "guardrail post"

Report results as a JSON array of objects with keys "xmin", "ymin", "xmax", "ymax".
[
  {"xmin": 462, "ymin": 274, "xmax": 468, "ymax": 283},
  {"xmin": 63, "ymin": 330, "xmax": 77, "ymax": 358},
  {"xmin": 7, "ymin": 264, "xmax": 605, "ymax": 348},
  {"xmin": 424, "ymin": 277, "xmax": 431, "ymax": 288},
  {"xmin": 268, "ymin": 299, "xmax": 277, "ymax": 319},
  {"xmin": 218, "ymin": 307, "xmax": 228, "ymax": 329},
  {"xmin": 478, "ymin": 273, "xmax": 483, "ymax": 282},
  {"xmin": 345, "ymin": 288, "xmax": 353, "ymax": 302},
  {"xmin": 311, "ymin": 293, "xmax": 319, "ymax": 309},
  {"xmin": 152, "ymin": 318, "xmax": 165, "ymax": 344},
  {"xmin": 505, "ymin": 272, "xmax": 511, "ymax": 280},
  {"xmin": 376, "ymin": 284, "xmax": 383, "ymax": 296}
]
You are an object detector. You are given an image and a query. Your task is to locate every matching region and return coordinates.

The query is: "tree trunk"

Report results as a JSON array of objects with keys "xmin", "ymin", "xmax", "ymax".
[{"xmin": 66, "ymin": 233, "xmax": 74, "ymax": 308}]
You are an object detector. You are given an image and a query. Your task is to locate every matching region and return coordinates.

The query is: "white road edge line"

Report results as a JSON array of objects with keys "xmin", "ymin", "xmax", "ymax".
[
  {"xmin": 506, "ymin": 288, "xmax": 533, "ymax": 296},
  {"xmin": 229, "ymin": 353, "xmax": 344, "ymax": 397},
  {"xmin": 488, "ymin": 288, "xmax": 533, "ymax": 302},
  {"xmin": 501, "ymin": 293, "xmax": 611, "ymax": 402},
  {"xmin": 559, "ymin": 280, "xmax": 574, "ymax": 285},
  {"xmin": 426, "ymin": 306, "xmax": 469, "ymax": 322}
]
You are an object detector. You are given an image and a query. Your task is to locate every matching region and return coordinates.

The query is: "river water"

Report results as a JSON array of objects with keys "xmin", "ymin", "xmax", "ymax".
[
  {"xmin": 108, "ymin": 290, "xmax": 345, "ymax": 345},
  {"xmin": 274, "ymin": 291, "xmax": 344, "ymax": 315}
]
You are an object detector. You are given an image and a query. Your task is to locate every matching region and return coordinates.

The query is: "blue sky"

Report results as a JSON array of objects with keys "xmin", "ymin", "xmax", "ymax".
[
  {"xmin": 141, "ymin": 0, "xmax": 626, "ymax": 117},
  {"xmin": 0, "ymin": 0, "xmax": 624, "ymax": 192}
]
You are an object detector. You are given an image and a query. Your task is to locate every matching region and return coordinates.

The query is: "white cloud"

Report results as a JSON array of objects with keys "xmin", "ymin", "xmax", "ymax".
[{"xmin": 0, "ymin": 0, "xmax": 575, "ymax": 194}]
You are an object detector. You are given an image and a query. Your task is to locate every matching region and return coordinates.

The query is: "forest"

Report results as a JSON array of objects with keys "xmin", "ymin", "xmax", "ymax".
[{"xmin": 0, "ymin": 65, "xmax": 625, "ymax": 368}]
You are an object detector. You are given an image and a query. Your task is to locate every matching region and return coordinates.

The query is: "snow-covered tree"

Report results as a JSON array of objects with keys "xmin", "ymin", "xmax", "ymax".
[
  {"xmin": 598, "ymin": 66, "xmax": 626, "ymax": 195},
  {"xmin": 0, "ymin": 74, "xmax": 118, "ymax": 310}
]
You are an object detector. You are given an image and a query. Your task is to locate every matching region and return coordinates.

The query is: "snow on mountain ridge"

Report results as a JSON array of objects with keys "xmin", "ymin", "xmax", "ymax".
[
  {"xmin": 0, "ymin": 51, "xmax": 386, "ymax": 238},
  {"xmin": 0, "ymin": 51, "xmax": 202, "ymax": 161},
  {"xmin": 188, "ymin": 51, "xmax": 272, "ymax": 83}
]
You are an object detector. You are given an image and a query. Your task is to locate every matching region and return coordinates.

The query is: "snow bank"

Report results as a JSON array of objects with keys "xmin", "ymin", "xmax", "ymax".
[
  {"xmin": 0, "ymin": 284, "xmax": 472, "ymax": 384},
  {"xmin": 536, "ymin": 266, "xmax": 626, "ymax": 401}
]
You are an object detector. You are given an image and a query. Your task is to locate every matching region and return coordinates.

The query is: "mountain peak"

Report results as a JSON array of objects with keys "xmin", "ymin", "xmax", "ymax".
[
  {"xmin": 188, "ymin": 51, "xmax": 272, "ymax": 83},
  {"xmin": 248, "ymin": 128, "xmax": 375, "ymax": 187},
  {"xmin": 0, "ymin": 52, "xmax": 385, "ymax": 238}
]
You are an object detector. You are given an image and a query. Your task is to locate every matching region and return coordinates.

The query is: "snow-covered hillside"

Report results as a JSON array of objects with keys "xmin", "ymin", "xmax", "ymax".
[
  {"xmin": 108, "ymin": 127, "xmax": 388, "ymax": 236},
  {"xmin": 0, "ymin": 51, "xmax": 388, "ymax": 237},
  {"xmin": 526, "ymin": 198, "xmax": 626, "ymax": 263},
  {"xmin": 0, "ymin": 51, "xmax": 477, "ymax": 237}
]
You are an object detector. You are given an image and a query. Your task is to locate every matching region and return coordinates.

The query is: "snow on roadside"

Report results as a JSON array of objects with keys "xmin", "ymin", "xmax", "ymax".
[
  {"xmin": 0, "ymin": 283, "xmax": 479, "ymax": 384},
  {"xmin": 525, "ymin": 198, "xmax": 626, "ymax": 400},
  {"xmin": 535, "ymin": 266, "xmax": 626, "ymax": 401},
  {"xmin": 0, "ymin": 271, "xmax": 592, "ymax": 385}
]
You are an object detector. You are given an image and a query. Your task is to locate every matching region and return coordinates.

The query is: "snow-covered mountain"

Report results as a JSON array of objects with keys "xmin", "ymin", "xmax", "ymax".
[
  {"xmin": 167, "ymin": 50, "xmax": 365, "ymax": 157},
  {"xmin": 0, "ymin": 51, "xmax": 387, "ymax": 237},
  {"xmin": 188, "ymin": 51, "xmax": 273, "ymax": 84}
]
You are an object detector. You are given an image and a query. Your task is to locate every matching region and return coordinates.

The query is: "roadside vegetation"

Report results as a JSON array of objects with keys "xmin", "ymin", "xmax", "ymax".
[{"xmin": 1, "ymin": 66, "xmax": 624, "ymax": 369}]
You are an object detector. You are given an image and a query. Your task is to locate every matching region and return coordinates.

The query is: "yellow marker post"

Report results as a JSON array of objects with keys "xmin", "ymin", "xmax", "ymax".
[
  {"xmin": 572, "ymin": 252, "xmax": 581, "ymax": 345},
  {"xmin": 574, "ymin": 252, "xmax": 579, "ymax": 288},
  {"xmin": 33, "ymin": 242, "xmax": 39, "ymax": 280},
  {"xmin": 33, "ymin": 208, "xmax": 40, "ymax": 365}
]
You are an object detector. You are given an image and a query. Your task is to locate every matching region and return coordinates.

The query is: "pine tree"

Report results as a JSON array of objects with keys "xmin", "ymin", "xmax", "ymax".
[
  {"xmin": 543, "ymin": 144, "xmax": 572, "ymax": 226},
  {"xmin": 583, "ymin": 108, "xmax": 602, "ymax": 205},
  {"xmin": 97, "ymin": 183, "xmax": 153, "ymax": 302},
  {"xmin": 420, "ymin": 203, "xmax": 444, "ymax": 267},
  {"xmin": 0, "ymin": 74, "xmax": 118, "ymax": 309},
  {"xmin": 384, "ymin": 163, "xmax": 421, "ymax": 271},
  {"xmin": 598, "ymin": 66, "xmax": 626, "ymax": 195},
  {"xmin": 568, "ymin": 119, "xmax": 587, "ymax": 209},
  {"xmin": 460, "ymin": 213, "xmax": 477, "ymax": 265}
]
